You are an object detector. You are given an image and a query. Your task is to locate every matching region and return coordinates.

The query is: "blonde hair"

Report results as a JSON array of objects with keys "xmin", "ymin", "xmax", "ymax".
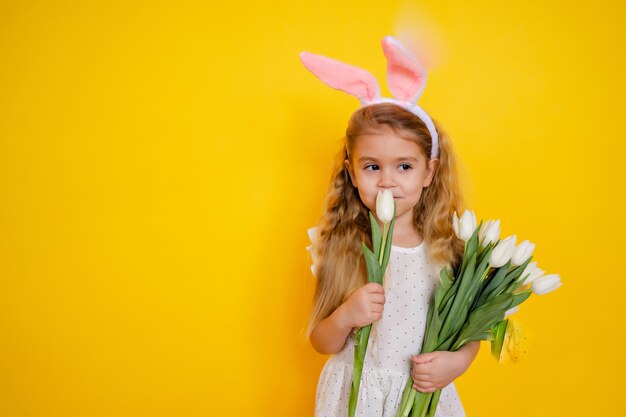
[{"xmin": 306, "ymin": 103, "xmax": 467, "ymax": 340}]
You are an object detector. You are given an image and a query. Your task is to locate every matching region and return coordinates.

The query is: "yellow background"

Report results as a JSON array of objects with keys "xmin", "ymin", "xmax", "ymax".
[{"xmin": 1, "ymin": 1, "xmax": 624, "ymax": 416}]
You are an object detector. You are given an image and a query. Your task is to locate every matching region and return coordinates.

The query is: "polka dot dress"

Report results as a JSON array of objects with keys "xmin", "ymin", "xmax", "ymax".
[{"xmin": 307, "ymin": 227, "xmax": 466, "ymax": 417}]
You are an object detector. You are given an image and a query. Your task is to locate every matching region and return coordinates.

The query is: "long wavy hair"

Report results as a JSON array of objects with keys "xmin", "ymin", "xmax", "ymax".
[{"xmin": 306, "ymin": 103, "xmax": 467, "ymax": 340}]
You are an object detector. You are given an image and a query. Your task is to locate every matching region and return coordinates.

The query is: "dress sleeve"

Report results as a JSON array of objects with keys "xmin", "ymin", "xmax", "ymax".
[{"xmin": 306, "ymin": 226, "xmax": 319, "ymax": 277}]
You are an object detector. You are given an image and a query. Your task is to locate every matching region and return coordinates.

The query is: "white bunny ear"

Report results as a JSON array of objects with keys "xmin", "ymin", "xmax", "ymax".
[
  {"xmin": 381, "ymin": 36, "xmax": 427, "ymax": 103},
  {"xmin": 300, "ymin": 51, "xmax": 381, "ymax": 105}
]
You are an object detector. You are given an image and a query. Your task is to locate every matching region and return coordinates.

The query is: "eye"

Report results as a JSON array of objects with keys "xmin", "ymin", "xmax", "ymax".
[
  {"xmin": 399, "ymin": 163, "xmax": 412, "ymax": 171},
  {"xmin": 364, "ymin": 164, "xmax": 379, "ymax": 171}
]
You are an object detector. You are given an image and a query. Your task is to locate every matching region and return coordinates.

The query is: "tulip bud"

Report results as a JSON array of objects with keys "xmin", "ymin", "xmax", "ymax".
[
  {"xmin": 478, "ymin": 220, "xmax": 493, "ymax": 244},
  {"xmin": 489, "ymin": 235, "xmax": 517, "ymax": 268},
  {"xmin": 479, "ymin": 219, "xmax": 501, "ymax": 248},
  {"xmin": 457, "ymin": 209, "xmax": 477, "ymax": 242},
  {"xmin": 511, "ymin": 240, "xmax": 535, "ymax": 267},
  {"xmin": 376, "ymin": 190, "xmax": 394, "ymax": 224},
  {"xmin": 452, "ymin": 211, "xmax": 460, "ymax": 239},
  {"xmin": 531, "ymin": 274, "xmax": 562, "ymax": 295},
  {"xmin": 521, "ymin": 261, "xmax": 544, "ymax": 285}
]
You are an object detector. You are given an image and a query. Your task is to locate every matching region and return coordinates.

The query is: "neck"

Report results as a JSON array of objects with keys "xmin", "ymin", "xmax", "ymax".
[{"xmin": 377, "ymin": 211, "xmax": 422, "ymax": 246}]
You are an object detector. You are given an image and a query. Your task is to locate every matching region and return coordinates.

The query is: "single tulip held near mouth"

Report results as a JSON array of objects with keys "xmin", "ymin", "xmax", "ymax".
[
  {"xmin": 349, "ymin": 191, "xmax": 396, "ymax": 417},
  {"xmin": 376, "ymin": 190, "xmax": 395, "ymax": 224}
]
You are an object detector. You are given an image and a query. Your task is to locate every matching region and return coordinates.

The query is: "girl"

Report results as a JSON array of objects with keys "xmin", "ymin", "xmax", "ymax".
[
  {"xmin": 302, "ymin": 37, "xmax": 481, "ymax": 417},
  {"xmin": 305, "ymin": 102, "xmax": 480, "ymax": 417}
]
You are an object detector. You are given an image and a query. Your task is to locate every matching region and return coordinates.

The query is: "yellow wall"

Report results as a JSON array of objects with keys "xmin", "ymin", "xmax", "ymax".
[{"xmin": 0, "ymin": 1, "xmax": 624, "ymax": 415}]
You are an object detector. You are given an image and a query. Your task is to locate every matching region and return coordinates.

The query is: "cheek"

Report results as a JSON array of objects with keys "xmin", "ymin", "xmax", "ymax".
[
  {"xmin": 357, "ymin": 188, "xmax": 376, "ymax": 209},
  {"xmin": 355, "ymin": 176, "xmax": 378, "ymax": 207},
  {"xmin": 403, "ymin": 179, "xmax": 425, "ymax": 201}
]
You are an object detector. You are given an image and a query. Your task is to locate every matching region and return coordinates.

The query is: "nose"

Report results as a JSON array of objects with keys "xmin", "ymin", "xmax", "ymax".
[{"xmin": 377, "ymin": 167, "xmax": 396, "ymax": 188}]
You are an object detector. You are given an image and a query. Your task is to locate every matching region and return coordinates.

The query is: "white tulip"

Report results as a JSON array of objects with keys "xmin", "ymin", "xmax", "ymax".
[
  {"xmin": 521, "ymin": 261, "xmax": 544, "ymax": 285},
  {"xmin": 504, "ymin": 305, "xmax": 519, "ymax": 317},
  {"xmin": 479, "ymin": 219, "xmax": 501, "ymax": 248},
  {"xmin": 531, "ymin": 274, "xmax": 562, "ymax": 295},
  {"xmin": 478, "ymin": 219, "xmax": 493, "ymax": 243},
  {"xmin": 511, "ymin": 240, "xmax": 535, "ymax": 267},
  {"xmin": 453, "ymin": 209, "xmax": 477, "ymax": 242},
  {"xmin": 489, "ymin": 235, "xmax": 517, "ymax": 268},
  {"xmin": 376, "ymin": 190, "xmax": 394, "ymax": 224},
  {"xmin": 452, "ymin": 211, "xmax": 460, "ymax": 238}
]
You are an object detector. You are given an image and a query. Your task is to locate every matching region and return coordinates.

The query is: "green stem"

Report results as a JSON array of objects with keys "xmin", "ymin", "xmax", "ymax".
[
  {"xmin": 396, "ymin": 378, "xmax": 413, "ymax": 417},
  {"xmin": 426, "ymin": 389, "xmax": 442, "ymax": 417},
  {"xmin": 379, "ymin": 222, "xmax": 388, "ymax": 265},
  {"xmin": 402, "ymin": 389, "xmax": 416, "ymax": 416}
]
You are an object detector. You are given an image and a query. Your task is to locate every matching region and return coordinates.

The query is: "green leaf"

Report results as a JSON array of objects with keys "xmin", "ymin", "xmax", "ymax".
[
  {"xmin": 436, "ymin": 283, "xmax": 455, "ymax": 331},
  {"xmin": 362, "ymin": 243, "xmax": 383, "ymax": 285},
  {"xmin": 440, "ymin": 252, "xmax": 476, "ymax": 339},
  {"xmin": 490, "ymin": 320, "xmax": 508, "ymax": 359},
  {"xmin": 422, "ymin": 302, "xmax": 439, "ymax": 353},
  {"xmin": 434, "ymin": 266, "xmax": 454, "ymax": 311},
  {"xmin": 436, "ymin": 330, "xmax": 459, "ymax": 351},
  {"xmin": 452, "ymin": 292, "xmax": 513, "ymax": 350},
  {"xmin": 474, "ymin": 245, "xmax": 493, "ymax": 281},
  {"xmin": 474, "ymin": 260, "xmax": 512, "ymax": 307},
  {"xmin": 465, "ymin": 220, "xmax": 482, "ymax": 258},
  {"xmin": 369, "ymin": 211, "xmax": 382, "ymax": 261},
  {"xmin": 510, "ymin": 289, "xmax": 532, "ymax": 309},
  {"xmin": 452, "ymin": 331, "xmax": 491, "ymax": 349},
  {"xmin": 503, "ymin": 257, "xmax": 533, "ymax": 293}
]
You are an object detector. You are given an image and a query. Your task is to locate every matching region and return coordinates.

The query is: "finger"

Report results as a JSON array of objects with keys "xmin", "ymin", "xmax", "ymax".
[
  {"xmin": 411, "ymin": 373, "xmax": 428, "ymax": 383},
  {"xmin": 367, "ymin": 283, "xmax": 384, "ymax": 293},
  {"xmin": 371, "ymin": 293, "xmax": 386, "ymax": 304},
  {"xmin": 412, "ymin": 382, "xmax": 424, "ymax": 391},
  {"xmin": 412, "ymin": 352, "xmax": 437, "ymax": 364},
  {"xmin": 367, "ymin": 297, "xmax": 385, "ymax": 306},
  {"xmin": 412, "ymin": 370, "xmax": 431, "ymax": 380},
  {"xmin": 412, "ymin": 382, "xmax": 433, "ymax": 393},
  {"xmin": 371, "ymin": 304, "xmax": 384, "ymax": 314},
  {"xmin": 412, "ymin": 362, "xmax": 432, "ymax": 374}
]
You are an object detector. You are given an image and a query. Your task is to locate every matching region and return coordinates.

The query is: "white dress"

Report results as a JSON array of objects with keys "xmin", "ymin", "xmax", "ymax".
[{"xmin": 306, "ymin": 227, "xmax": 466, "ymax": 417}]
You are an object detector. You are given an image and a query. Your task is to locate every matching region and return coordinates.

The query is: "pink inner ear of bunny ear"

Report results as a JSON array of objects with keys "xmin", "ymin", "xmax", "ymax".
[
  {"xmin": 381, "ymin": 36, "xmax": 427, "ymax": 102},
  {"xmin": 300, "ymin": 51, "xmax": 381, "ymax": 103}
]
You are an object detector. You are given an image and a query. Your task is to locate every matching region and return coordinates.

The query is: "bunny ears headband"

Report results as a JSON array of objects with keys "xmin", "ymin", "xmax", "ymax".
[{"xmin": 300, "ymin": 36, "xmax": 439, "ymax": 159}]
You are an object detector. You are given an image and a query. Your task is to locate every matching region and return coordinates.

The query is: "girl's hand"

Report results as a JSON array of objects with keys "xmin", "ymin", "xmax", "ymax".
[
  {"xmin": 339, "ymin": 282, "xmax": 385, "ymax": 328},
  {"xmin": 410, "ymin": 350, "xmax": 471, "ymax": 393}
]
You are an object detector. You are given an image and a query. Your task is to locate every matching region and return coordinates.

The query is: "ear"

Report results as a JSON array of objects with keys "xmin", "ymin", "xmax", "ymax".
[
  {"xmin": 300, "ymin": 51, "xmax": 381, "ymax": 104},
  {"xmin": 381, "ymin": 36, "xmax": 427, "ymax": 103},
  {"xmin": 423, "ymin": 158, "xmax": 439, "ymax": 188},
  {"xmin": 344, "ymin": 159, "xmax": 357, "ymax": 188}
]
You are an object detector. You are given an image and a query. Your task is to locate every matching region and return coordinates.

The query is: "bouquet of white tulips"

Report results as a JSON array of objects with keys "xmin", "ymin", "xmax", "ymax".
[
  {"xmin": 396, "ymin": 210, "xmax": 562, "ymax": 417},
  {"xmin": 348, "ymin": 190, "xmax": 396, "ymax": 417}
]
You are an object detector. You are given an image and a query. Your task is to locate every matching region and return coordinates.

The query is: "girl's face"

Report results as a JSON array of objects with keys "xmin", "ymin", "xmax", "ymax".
[{"xmin": 345, "ymin": 125, "xmax": 439, "ymax": 228}]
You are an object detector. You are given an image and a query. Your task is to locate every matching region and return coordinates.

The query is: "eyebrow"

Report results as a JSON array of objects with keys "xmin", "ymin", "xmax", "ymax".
[{"xmin": 357, "ymin": 156, "xmax": 418, "ymax": 162}]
